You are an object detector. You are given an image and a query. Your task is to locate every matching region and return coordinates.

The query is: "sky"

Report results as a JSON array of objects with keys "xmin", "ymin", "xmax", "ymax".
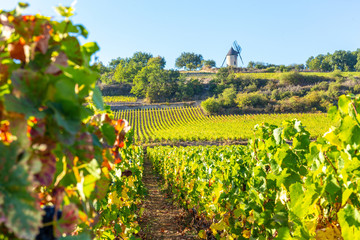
[{"xmin": 2, "ymin": 0, "xmax": 360, "ymax": 69}]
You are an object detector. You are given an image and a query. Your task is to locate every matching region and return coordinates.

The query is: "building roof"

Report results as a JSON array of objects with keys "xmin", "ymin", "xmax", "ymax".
[{"xmin": 227, "ymin": 47, "xmax": 238, "ymax": 56}]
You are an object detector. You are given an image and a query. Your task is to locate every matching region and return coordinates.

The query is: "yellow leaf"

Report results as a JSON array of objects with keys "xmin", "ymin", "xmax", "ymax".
[
  {"xmin": 315, "ymin": 224, "xmax": 341, "ymax": 240},
  {"xmin": 127, "ymin": 176, "xmax": 135, "ymax": 187},
  {"xmin": 198, "ymin": 230, "xmax": 207, "ymax": 239},
  {"xmin": 242, "ymin": 229, "xmax": 251, "ymax": 238},
  {"xmin": 211, "ymin": 219, "xmax": 227, "ymax": 231}
]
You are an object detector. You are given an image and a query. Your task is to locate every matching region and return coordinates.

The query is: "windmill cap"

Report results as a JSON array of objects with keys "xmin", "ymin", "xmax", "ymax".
[{"xmin": 227, "ymin": 47, "xmax": 238, "ymax": 56}]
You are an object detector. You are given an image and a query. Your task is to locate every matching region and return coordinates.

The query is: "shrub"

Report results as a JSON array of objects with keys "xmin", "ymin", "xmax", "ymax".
[
  {"xmin": 353, "ymin": 85, "xmax": 360, "ymax": 94},
  {"xmin": 244, "ymin": 83, "xmax": 258, "ymax": 92},
  {"xmin": 201, "ymin": 97, "xmax": 220, "ymax": 114},
  {"xmin": 311, "ymin": 81, "xmax": 329, "ymax": 91},
  {"xmin": 303, "ymin": 91, "xmax": 323, "ymax": 109},
  {"xmin": 219, "ymin": 87, "xmax": 237, "ymax": 107},
  {"xmin": 328, "ymin": 82, "xmax": 342, "ymax": 100},
  {"xmin": 265, "ymin": 67, "xmax": 276, "ymax": 73},
  {"xmin": 331, "ymin": 69, "xmax": 344, "ymax": 82},
  {"xmin": 279, "ymin": 71, "xmax": 303, "ymax": 85},
  {"xmin": 278, "ymin": 96, "xmax": 306, "ymax": 112},
  {"xmin": 236, "ymin": 92, "xmax": 268, "ymax": 109}
]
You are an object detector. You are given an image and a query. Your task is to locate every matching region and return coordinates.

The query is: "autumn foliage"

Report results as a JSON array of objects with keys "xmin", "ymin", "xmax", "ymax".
[{"xmin": 0, "ymin": 3, "xmax": 144, "ymax": 239}]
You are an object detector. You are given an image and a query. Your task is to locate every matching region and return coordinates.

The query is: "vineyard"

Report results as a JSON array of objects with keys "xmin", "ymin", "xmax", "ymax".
[
  {"xmin": 114, "ymin": 106, "xmax": 332, "ymax": 143},
  {"xmin": 149, "ymin": 96, "xmax": 360, "ymax": 239},
  {"xmin": 2, "ymin": 2, "xmax": 360, "ymax": 240},
  {"xmin": 103, "ymin": 95, "xmax": 137, "ymax": 103}
]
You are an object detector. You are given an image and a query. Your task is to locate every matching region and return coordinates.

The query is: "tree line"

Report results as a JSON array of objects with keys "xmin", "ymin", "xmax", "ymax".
[
  {"xmin": 247, "ymin": 49, "xmax": 360, "ymax": 72},
  {"xmin": 96, "ymin": 52, "xmax": 206, "ymax": 102},
  {"xmin": 96, "ymin": 52, "xmax": 216, "ymax": 85}
]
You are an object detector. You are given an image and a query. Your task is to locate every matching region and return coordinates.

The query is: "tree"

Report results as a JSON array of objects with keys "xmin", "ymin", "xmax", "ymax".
[
  {"xmin": 329, "ymin": 50, "xmax": 357, "ymax": 71},
  {"xmin": 306, "ymin": 56, "xmax": 321, "ymax": 71},
  {"xmin": 112, "ymin": 52, "xmax": 153, "ymax": 83},
  {"xmin": 147, "ymin": 56, "xmax": 166, "ymax": 69},
  {"xmin": 109, "ymin": 57, "xmax": 124, "ymax": 70},
  {"xmin": 247, "ymin": 61, "xmax": 255, "ymax": 69},
  {"xmin": 202, "ymin": 59, "xmax": 216, "ymax": 68},
  {"xmin": 355, "ymin": 53, "xmax": 360, "ymax": 71},
  {"xmin": 113, "ymin": 60, "xmax": 142, "ymax": 83},
  {"xmin": 146, "ymin": 69, "xmax": 180, "ymax": 102},
  {"xmin": 131, "ymin": 57, "xmax": 180, "ymax": 102},
  {"xmin": 131, "ymin": 52, "xmax": 153, "ymax": 66},
  {"xmin": 175, "ymin": 52, "xmax": 203, "ymax": 70}
]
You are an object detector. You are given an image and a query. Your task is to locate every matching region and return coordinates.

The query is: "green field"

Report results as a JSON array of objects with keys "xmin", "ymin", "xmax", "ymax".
[
  {"xmin": 103, "ymin": 95, "xmax": 137, "ymax": 103},
  {"xmin": 114, "ymin": 106, "xmax": 332, "ymax": 143}
]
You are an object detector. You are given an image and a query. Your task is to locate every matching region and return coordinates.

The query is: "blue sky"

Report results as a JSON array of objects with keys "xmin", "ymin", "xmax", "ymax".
[{"xmin": 2, "ymin": 0, "xmax": 360, "ymax": 69}]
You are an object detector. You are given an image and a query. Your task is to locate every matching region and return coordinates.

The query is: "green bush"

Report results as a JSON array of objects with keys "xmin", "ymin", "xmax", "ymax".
[
  {"xmin": 236, "ymin": 92, "xmax": 268, "ymax": 109},
  {"xmin": 279, "ymin": 72, "xmax": 325, "ymax": 86},
  {"xmin": 276, "ymin": 91, "xmax": 331, "ymax": 113},
  {"xmin": 279, "ymin": 72, "xmax": 303, "ymax": 85},
  {"xmin": 244, "ymin": 83, "xmax": 258, "ymax": 92},
  {"xmin": 201, "ymin": 97, "xmax": 220, "ymax": 114},
  {"xmin": 328, "ymin": 82, "xmax": 342, "ymax": 100},
  {"xmin": 265, "ymin": 67, "xmax": 276, "ymax": 73},
  {"xmin": 277, "ymin": 96, "xmax": 306, "ymax": 112},
  {"xmin": 219, "ymin": 87, "xmax": 237, "ymax": 107},
  {"xmin": 311, "ymin": 81, "xmax": 329, "ymax": 91},
  {"xmin": 331, "ymin": 69, "xmax": 344, "ymax": 82},
  {"xmin": 353, "ymin": 85, "xmax": 360, "ymax": 94}
]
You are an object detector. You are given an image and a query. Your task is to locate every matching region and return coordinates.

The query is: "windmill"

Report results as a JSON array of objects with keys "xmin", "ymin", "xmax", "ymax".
[{"xmin": 221, "ymin": 41, "xmax": 244, "ymax": 67}]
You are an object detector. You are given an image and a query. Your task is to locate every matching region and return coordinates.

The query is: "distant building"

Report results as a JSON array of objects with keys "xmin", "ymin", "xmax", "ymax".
[{"xmin": 226, "ymin": 47, "xmax": 238, "ymax": 67}]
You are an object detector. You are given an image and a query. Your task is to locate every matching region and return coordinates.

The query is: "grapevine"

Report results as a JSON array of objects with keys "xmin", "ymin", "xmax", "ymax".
[
  {"xmin": 0, "ymin": 3, "xmax": 143, "ymax": 239},
  {"xmin": 149, "ymin": 95, "xmax": 360, "ymax": 239}
]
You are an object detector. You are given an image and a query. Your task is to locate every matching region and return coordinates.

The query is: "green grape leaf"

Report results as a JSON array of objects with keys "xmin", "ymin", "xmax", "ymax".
[
  {"xmin": 60, "ymin": 37, "xmax": 83, "ymax": 65},
  {"xmin": 275, "ymin": 227, "xmax": 292, "ymax": 239},
  {"xmin": 54, "ymin": 5, "xmax": 75, "ymax": 18},
  {"xmin": 325, "ymin": 175, "xmax": 341, "ymax": 196},
  {"xmin": 0, "ymin": 142, "xmax": 42, "ymax": 240},
  {"xmin": 338, "ymin": 95, "xmax": 350, "ymax": 116},
  {"xmin": 48, "ymin": 101, "xmax": 81, "ymax": 135},
  {"xmin": 85, "ymin": 159, "xmax": 101, "ymax": 180},
  {"xmin": 338, "ymin": 205, "xmax": 360, "ymax": 239},
  {"xmin": 210, "ymin": 219, "xmax": 227, "ymax": 231},
  {"xmin": 289, "ymin": 182, "xmax": 318, "ymax": 219},
  {"xmin": 342, "ymin": 188, "xmax": 354, "ymax": 206},
  {"xmin": 76, "ymin": 24, "xmax": 89, "ymax": 38},
  {"xmin": 328, "ymin": 105, "xmax": 340, "ymax": 121},
  {"xmin": 92, "ymin": 85, "xmax": 104, "ymax": 111},
  {"xmin": 4, "ymin": 94, "xmax": 45, "ymax": 119},
  {"xmin": 101, "ymin": 123, "xmax": 115, "ymax": 146},
  {"xmin": 275, "ymin": 147, "xmax": 298, "ymax": 170},
  {"xmin": 273, "ymin": 127, "xmax": 282, "ymax": 145},
  {"xmin": 83, "ymin": 174, "xmax": 97, "ymax": 198},
  {"xmin": 81, "ymin": 42, "xmax": 100, "ymax": 64}
]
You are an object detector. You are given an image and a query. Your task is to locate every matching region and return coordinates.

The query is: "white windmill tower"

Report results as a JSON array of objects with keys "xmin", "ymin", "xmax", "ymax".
[{"xmin": 221, "ymin": 41, "xmax": 244, "ymax": 67}]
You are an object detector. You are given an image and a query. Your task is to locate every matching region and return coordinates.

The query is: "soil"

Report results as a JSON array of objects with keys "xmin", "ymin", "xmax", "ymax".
[{"xmin": 138, "ymin": 150, "xmax": 198, "ymax": 240}]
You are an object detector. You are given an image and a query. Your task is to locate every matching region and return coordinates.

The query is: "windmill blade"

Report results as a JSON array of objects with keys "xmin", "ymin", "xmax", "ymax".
[
  {"xmin": 221, "ymin": 56, "xmax": 227, "ymax": 67},
  {"xmin": 233, "ymin": 41, "xmax": 244, "ymax": 65},
  {"xmin": 239, "ymin": 54, "xmax": 244, "ymax": 65},
  {"xmin": 233, "ymin": 41, "xmax": 242, "ymax": 55}
]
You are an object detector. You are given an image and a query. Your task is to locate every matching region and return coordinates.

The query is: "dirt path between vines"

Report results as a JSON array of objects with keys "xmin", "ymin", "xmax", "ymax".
[{"xmin": 138, "ymin": 150, "xmax": 197, "ymax": 240}]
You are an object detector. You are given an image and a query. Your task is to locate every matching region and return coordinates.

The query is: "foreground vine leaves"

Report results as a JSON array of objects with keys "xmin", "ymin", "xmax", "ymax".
[{"xmin": 0, "ymin": 3, "xmax": 144, "ymax": 240}]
